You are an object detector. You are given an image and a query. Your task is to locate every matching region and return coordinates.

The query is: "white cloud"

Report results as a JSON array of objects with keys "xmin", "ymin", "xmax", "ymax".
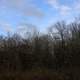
[
  {"xmin": 0, "ymin": 22, "xmax": 13, "ymax": 32},
  {"xmin": 45, "ymin": 0, "xmax": 72, "ymax": 16},
  {"xmin": 74, "ymin": 0, "xmax": 80, "ymax": 11},
  {"xmin": 16, "ymin": 23, "xmax": 37, "ymax": 38},
  {"xmin": 59, "ymin": 5, "xmax": 71, "ymax": 16},
  {"xmin": 45, "ymin": 0, "xmax": 59, "ymax": 8},
  {"xmin": 76, "ymin": 4, "xmax": 80, "ymax": 10}
]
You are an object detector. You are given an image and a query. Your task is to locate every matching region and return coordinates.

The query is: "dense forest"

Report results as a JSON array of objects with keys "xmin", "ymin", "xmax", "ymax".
[{"xmin": 0, "ymin": 19, "xmax": 80, "ymax": 80}]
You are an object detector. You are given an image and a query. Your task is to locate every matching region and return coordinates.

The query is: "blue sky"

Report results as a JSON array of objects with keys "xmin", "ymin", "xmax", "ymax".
[{"xmin": 0, "ymin": 0, "xmax": 80, "ymax": 35}]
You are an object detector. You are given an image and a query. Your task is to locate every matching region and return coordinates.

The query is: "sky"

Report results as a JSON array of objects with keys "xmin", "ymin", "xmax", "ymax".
[{"xmin": 0, "ymin": 0, "xmax": 80, "ymax": 36}]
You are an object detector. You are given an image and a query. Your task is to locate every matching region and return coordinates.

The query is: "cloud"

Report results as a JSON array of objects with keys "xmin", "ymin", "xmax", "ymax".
[
  {"xmin": 0, "ymin": 22, "xmax": 13, "ymax": 32},
  {"xmin": 59, "ymin": 5, "xmax": 71, "ymax": 16},
  {"xmin": 23, "ymin": 6, "xmax": 44, "ymax": 18},
  {"xmin": 16, "ymin": 23, "xmax": 37, "ymax": 38},
  {"xmin": 45, "ymin": 0, "xmax": 59, "ymax": 9},
  {"xmin": 74, "ymin": 0, "xmax": 80, "ymax": 11},
  {"xmin": 0, "ymin": 0, "xmax": 44, "ymax": 19},
  {"xmin": 45, "ymin": 0, "xmax": 72, "ymax": 16},
  {"xmin": 7, "ymin": 0, "xmax": 24, "ymax": 8},
  {"xmin": 16, "ymin": 23, "xmax": 36, "ymax": 32}
]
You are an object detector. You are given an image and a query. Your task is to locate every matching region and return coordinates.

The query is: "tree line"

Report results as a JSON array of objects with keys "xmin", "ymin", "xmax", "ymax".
[{"xmin": 0, "ymin": 19, "xmax": 80, "ymax": 72}]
